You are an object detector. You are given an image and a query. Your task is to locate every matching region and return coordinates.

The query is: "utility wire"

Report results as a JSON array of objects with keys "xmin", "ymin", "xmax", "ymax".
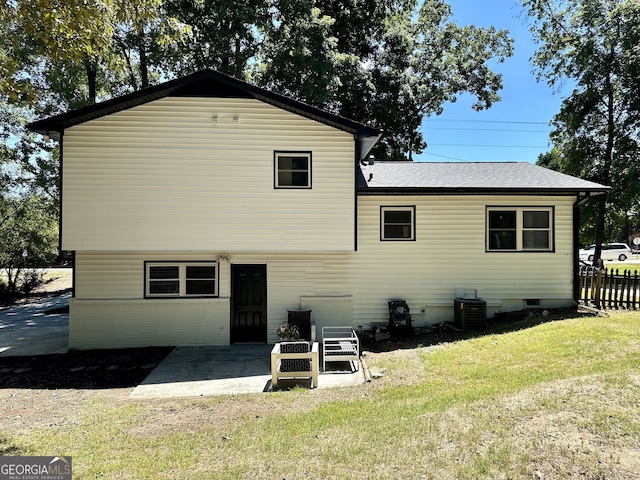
[
  {"xmin": 422, "ymin": 118, "xmax": 551, "ymax": 152},
  {"xmin": 425, "ymin": 118, "xmax": 549, "ymax": 125},
  {"xmin": 426, "ymin": 127, "xmax": 549, "ymax": 133},
  {"xmin": 421, "ymin": 151, "xmax": 472, "ymax": 161},
  {"xmin": 428, "ymin": 143, "xmax": 549, "ymax": 148}
]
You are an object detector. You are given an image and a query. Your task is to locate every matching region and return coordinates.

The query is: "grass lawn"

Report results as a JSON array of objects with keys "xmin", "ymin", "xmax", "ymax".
[
  {"xmin": 599, "ymin": 261, "xmax": 640, "ymax": 274},
  {"xmin": 3, "ymin": 311, "xmax": 640, "ymax": 479},
  {"xmin": 0, "ymin": 267, "xmax": 72, "ymax": 294}
]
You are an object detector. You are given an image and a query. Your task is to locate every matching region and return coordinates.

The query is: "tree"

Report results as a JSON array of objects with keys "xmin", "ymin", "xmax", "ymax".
[
  {"xmin": 370, "ymin": 1, "xmax": 513, "ymax": 159},
  {"xmin": 0, "ymin": 194, "xmax": 58, "ymax": 296},
  {"xmin": 2, "ymin": 0, "xmax": 190, "ymax": 106},
  {"xmin": 1, "ymin": 101, "xmax": 59, "ymax": 293},
  {"xmin": 522, "ymin": 0, "xmax": 640, "ymax": 255},
  {"xmin": 256, "ymin": 0, "xmax": 343, "ymax": 105},
  {"xmin": 256, "ymin": 0, "xmax": 513, "ymax": 159},
  {"xmin": 536, "ymin": 148, "xmax": 563, "ymax": 172},
  {"xmin": 162, "ymin": 0, "xmax": 267, "ymax": 79}
]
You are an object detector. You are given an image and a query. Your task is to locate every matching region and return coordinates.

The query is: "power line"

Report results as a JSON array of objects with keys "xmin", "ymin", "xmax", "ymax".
[
  {"xmin": 428, "ymin": 143, "xmax": 549, "ymax": 148},
  {"xmin": 425, "ymin": 118, "xmax": 549, "ymax": 125},
  {"xmin": 421, "ymin": 151, "xmax": 471, "ymax": 161},
  {"xmin": 426, "ymin": 126, "xmax": 549, "ymax": 133}
]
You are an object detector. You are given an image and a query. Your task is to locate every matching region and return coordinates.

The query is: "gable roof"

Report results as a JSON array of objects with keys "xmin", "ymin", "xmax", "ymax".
[
  {"xmin": 27, "ymin": 68, "xmax": 381, "ymax": 159},
  {"xmin": 357, "ymin": 161, "xmax": 609, "ymax": 194}
]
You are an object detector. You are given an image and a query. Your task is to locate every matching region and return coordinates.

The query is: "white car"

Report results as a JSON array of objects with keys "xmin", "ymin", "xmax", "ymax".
[{"xmin": 579, "ymin": 243, "xmax": 632, "ymax": 262}]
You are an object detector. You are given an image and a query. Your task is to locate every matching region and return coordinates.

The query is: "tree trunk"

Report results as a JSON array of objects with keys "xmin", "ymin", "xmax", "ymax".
[
  {"xmin": 85, "ymin": 60, "xmax": 97, "ymax": 104},
  {"xmin": 138, "ymin": 35, "xmax": 149, "ymax": 88},
  {"xmin": 593, "ymin": 64, "xmax": 616, "ymax": 265},
  {"xmin": 121, "ymin": 43, "xmax": 138, "ymax": 91},
  {"xmin": 234, "ymin": 35, "xmax": 242, "ymax": 79}
]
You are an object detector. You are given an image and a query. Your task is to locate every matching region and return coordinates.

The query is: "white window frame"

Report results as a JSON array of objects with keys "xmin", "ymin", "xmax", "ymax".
[
  {"xmin": 486, "ymin": 207, "xmax": 554, "ymax": 252},
  {"xmin": 274, "ymin": 151, "xmax": 312, "ymax": 189},
  {"xmin": 145, "ymin": 262, "xmax": 219, "ymax": 298},
  {"xmin": 381, "ymin": 206, "xmax": 416, "ymax": 241}
]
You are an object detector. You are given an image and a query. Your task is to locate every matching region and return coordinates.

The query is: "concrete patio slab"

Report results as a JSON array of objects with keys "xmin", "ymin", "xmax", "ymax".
[{"xmin": 131, "ymin": 344, "xmax": 365, "ymax": 398}]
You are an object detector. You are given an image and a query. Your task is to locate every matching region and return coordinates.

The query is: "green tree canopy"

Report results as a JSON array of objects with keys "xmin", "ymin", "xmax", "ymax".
[
  {"xmin": 0, "ymin": 193, "xmax": 58, "ymax": 295},
  {"xmin": 162, "ymin": 0, "xmax": 268, "ymax": 78},
  {"xmin": 523, "ymin": 0, "xmax": 640, "ymax": 249},
  {"xmin": 256, "ymin": 0, "xmax": 513, "ymax": 159},
  {"xmin": 1, "ymin": 0, "xmax": 190, "ymax": 106}
]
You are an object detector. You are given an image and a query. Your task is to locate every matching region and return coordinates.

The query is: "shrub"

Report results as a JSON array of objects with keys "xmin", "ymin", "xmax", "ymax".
[{"xmin": 20, "ymin": 269, "xmax": 46, "ymax": 294}]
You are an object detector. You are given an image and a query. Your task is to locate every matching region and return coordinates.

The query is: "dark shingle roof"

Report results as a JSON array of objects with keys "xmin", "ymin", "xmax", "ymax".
[
  {"xmin": 357, "ymin": 161, "xmax": 609, "ymax": 194},
  {"xmin": 27, "ymin": 69, "xmax": 381, "ymax": 158}
]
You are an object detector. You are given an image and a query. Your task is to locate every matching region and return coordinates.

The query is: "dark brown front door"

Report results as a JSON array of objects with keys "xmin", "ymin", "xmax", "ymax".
[{"xmin": 231, "ymin": 264, "xmax": 267, "ymax": 343}]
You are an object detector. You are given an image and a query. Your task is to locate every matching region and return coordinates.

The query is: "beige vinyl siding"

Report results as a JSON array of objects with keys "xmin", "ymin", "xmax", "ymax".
[
  {"xmin": 352, "ymin": 194, "xmax": 575, "ymax": 324},
  {"xmin": 71, "ymin": 251, "xmax": 355, "ymax": 348},
  {"xmin": 62, "ymin": 97, "xmax": 355, "ymax": 252},
  {"xmin": 69, "ymin": 298, "xmax": 230, "ymax": 349},
  {"xmin": 69, "ymin": 194, "xmax": 577, "ymax": 348}
]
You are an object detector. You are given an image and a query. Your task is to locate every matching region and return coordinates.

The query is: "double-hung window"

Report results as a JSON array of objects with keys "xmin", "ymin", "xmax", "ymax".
[
  {"xmin": 381, "ymin": 206, "xmax": 416, "ymax": 241},
  {"xmin": 274, "ymin": 151, "xmax": 311, "ymax": 188},
  {"xmin": 145, "ymin": 262, "xmax": 218, "ymax": 298},
  {"xmin": 487, "ymin": 207, "xmax": 553, "ymax": 252}
]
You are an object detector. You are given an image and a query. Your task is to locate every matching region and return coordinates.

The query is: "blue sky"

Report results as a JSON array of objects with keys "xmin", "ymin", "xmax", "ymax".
[{"xmin": 415, "ymin": 0, "xmax": 568, "ymax": 163}]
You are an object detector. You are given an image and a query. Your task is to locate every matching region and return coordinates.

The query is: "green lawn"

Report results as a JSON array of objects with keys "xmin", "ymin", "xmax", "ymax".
[
  {"xmin": 4, "ymin": 311, "xmax": 640, "ymax": 479},
  {"xmin": 600, "ymin": 261, "xmax": 640, "ymax": 274}
]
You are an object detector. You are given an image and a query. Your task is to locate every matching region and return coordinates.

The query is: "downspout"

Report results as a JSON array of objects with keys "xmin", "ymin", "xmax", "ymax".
[
  {"xmin": 573, "ymin": 192, "xmax": 591, "ymax": 302},
  {"xmin": 57, "ymin": 130, "xmax": 75, "ymax": 299},
  {"xmin": 354, "ymin": 136, "xmax": 361, "ymax": 252},
  {"xmin": 57, "ymin": 130, "xmax": 64, "ymax": 258}
]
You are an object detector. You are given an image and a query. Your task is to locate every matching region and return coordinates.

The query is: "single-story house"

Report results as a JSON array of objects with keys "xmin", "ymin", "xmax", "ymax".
[{"xmin": 28, "ymin": 69, "xmax": 609, "ymax": 349}]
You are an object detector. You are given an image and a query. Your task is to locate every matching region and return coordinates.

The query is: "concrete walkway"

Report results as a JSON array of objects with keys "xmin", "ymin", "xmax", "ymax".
[{"xmin": 0, "ymin": 293, "xmax": 70, "ymax": 357}]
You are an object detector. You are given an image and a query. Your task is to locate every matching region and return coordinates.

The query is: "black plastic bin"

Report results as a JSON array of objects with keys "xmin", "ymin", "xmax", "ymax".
[{"xmin": 287, "ymin": 310, "xmax": 312, "ymax": 340}]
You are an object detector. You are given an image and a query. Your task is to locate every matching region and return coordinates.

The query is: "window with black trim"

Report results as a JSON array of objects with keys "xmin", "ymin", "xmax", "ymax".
[
  {"xmin": 145, "ymin": 262, "xmax": 218, "ymax": 297},
  {"xmin": 487, "ymin": 207, "xmax": 553, "ymax": 251},
  {"xmin": 381, "ymin": 206, "xmax": 415, "ymax": 241},
  {"xmin": 274, "ymin": 151, "xmax": 311, "ymax": 188}
]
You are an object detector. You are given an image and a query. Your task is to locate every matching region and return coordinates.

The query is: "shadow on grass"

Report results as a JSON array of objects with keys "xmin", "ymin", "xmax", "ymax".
[
  {"xmin": 361, "ymin": 308, "xmax": 595, "ymax": 353},
  {"xmin": 0, "ymin": 435, "xmax": 26, "ymax": 455},
  {"xmin": 0, "ymin": 288, "xmax": 73, "ymax": 308},
  {"xmin": 0, "ymin": 347, "xmax": 174, "ymax": 390}
]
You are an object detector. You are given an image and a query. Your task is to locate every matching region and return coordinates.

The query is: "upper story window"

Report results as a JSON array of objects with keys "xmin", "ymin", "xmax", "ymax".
[
  {"xmin": 381, "ymin": 206, "xmax": 416, "ymax": 241},
  {"xmin": 274, "ymin": 151, "xmax": 311, "ymax": 188},
  {"xmin": 145, "ymin": 262, "xmax": 218, "ymax": 298},
  {"xmin": 487, "ymin": 207, "xmax": 553, "ymax": 252}
]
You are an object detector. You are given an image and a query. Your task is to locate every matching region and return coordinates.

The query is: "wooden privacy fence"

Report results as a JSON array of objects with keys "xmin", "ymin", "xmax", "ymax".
[{"xmin": 579, "ymin": 265, "xmax": 640, "ymax": 310}]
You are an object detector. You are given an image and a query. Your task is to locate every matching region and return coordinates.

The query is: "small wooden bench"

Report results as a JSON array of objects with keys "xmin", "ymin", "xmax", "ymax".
[{"xmin": 322, "ymin": 327, "xmax": 360, "ymax": 372}]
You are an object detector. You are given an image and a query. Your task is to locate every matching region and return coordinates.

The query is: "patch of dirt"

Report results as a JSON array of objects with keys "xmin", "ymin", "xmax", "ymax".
[
  {"xmin": 0, "ymin": 347, "xmax": 173, "ymax": 434},
  {"xmin": 0, "ymin": 347, "xmax": 173, "ymax": 390},
  {"xmin": 360, "ymin": 307, "xmax": 588, "ymax": 353}
]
